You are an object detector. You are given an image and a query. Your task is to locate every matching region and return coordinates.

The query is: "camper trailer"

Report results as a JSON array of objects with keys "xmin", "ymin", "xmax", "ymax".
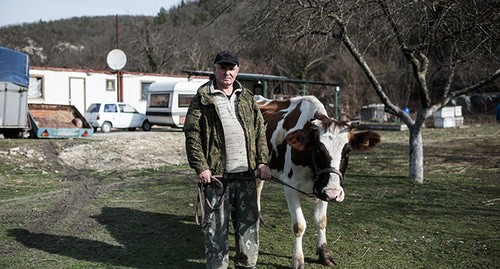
[{"xmin": 146, "ymin": 80, "xmax": 207, "ymax": 128}]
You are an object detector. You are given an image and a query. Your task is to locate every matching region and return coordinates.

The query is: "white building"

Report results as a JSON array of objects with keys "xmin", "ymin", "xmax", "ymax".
[{"xmin": 28, "ymin": 66, "xmax": 207, "ymax": 115}]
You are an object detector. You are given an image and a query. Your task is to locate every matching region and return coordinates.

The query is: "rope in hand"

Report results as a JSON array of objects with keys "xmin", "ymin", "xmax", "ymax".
[
  {"xmin": 195, "ymin": 176, "xmax": 225, "ymax": 226},
  {"xmin": 195, "ymin": 175, "xmax": 316, "ymax": 225}
]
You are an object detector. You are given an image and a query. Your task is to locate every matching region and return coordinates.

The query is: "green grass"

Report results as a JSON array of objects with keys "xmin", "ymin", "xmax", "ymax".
[{"xmin": 0, "ymin": 124, "xmax": 499, "ymax": 268}]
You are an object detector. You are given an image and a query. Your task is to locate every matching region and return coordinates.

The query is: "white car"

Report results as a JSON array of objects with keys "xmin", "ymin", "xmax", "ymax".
[{"xmin": 85, "ymin": 102, "xmax": 152, "ymax": 133}]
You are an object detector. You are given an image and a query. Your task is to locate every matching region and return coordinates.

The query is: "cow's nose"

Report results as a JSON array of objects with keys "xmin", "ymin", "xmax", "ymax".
[{"xmin": 324, "ymin": 188, "xmax": 345, "ymax": 202}]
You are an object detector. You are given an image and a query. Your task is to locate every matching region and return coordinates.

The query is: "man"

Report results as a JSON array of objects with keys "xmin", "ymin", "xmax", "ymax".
[{"xmin": 184, "ymin": 51, "xmax": 271, "ymax": 269}]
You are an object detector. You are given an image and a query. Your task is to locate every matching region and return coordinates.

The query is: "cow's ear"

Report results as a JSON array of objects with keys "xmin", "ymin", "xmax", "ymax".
[
  {"xmin": 350, "ymin": 131, "xmax": 381, "ymax": 151},
  {"xmin": 286, "ymin": 129, "xmax": 311, "ymax": 151}
]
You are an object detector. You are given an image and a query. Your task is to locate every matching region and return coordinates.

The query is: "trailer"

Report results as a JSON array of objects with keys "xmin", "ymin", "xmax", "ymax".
[
  {"xmin": 28, "ymin": 103, "xmax": 93, "ymax": 138},
  {"xmin": 146, "ymin": 80, "xmax": 206, "ymax": 128},
  {"xmin": 0, "ymin": 47, "xmax": 30, "ymax": 138},
  {"xmin": 0, "ymin": 46, "xmax": 93, "ymax": 139}
]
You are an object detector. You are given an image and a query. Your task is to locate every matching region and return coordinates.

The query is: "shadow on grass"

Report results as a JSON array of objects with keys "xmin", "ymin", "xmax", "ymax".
[
  {"xmin": 8, "ymin": 207, "xmax": 204, "ymax": 268},
  {"xmin": 346, "ymin": 174, "xmax": 408, "ymax": 180}
]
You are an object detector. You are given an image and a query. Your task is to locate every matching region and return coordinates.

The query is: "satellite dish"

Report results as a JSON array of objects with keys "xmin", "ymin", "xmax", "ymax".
[{"xmin": 106, "ymin": 49, "xmax": 127, "ymax": 71}]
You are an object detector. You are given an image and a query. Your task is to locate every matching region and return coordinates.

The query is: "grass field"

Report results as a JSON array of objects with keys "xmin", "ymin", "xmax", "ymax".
[{"xmin": 0, "ymin": 124, "xmax": 499, "ymax": 269}]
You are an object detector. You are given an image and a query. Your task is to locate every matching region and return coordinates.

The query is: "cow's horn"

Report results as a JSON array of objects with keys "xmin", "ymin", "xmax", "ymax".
[{"xmin": 348, "ymin": 120, "xmax": 360, "ymax": 129}]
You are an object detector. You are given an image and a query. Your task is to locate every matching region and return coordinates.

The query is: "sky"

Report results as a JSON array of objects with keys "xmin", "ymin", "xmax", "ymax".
[{"xmin": 0, "ymin": 0, "xmax": 183, "ymax": 27}]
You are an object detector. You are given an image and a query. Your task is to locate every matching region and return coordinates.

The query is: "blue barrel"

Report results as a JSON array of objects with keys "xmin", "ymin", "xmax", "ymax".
[{"xmin": 496, "ymin": 103, "xmax": 500, "ymax": 122}]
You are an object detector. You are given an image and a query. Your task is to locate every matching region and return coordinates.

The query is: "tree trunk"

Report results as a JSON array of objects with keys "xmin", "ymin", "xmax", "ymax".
[{"xmin": 408, "ymin": 125, "xmax": 424, "ymax": 183}]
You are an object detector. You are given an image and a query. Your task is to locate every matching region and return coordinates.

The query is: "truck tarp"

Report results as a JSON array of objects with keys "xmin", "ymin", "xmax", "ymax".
[{"xmin": 0, "ymin": 46, "xmax": 30, "ymax": 87}]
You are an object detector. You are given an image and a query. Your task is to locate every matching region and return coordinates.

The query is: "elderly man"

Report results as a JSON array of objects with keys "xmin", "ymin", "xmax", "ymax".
[{"xmin": 184, "ymin": 51, "xmax": 271, "ymax": 269}]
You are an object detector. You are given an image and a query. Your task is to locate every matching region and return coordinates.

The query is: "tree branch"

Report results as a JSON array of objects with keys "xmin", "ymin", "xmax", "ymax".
[
  {"xmin": 378, "ymin": 0, "xmax": 432, "ymax": 108},
  {"xmin": 451, "ymin": 68, "xmax": 500, "ymax": 97},
  {"xmin": 328, "ymin": 11, "xmax": 413, "ymax": 124},
  {"xmin": 442, "ymin": 62, "xmax": 456, "ymax": 99}
]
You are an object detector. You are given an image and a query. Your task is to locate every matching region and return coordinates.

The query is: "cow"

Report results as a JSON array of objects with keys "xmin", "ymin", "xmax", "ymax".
[{"xmin": 255, "ymin": 95, "xmax": 380, "ymax": 269}]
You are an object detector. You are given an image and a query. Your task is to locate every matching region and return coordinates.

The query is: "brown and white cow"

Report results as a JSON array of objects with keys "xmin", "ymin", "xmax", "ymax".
[{"xmin": 255, "ymin": 95, "xmax": 380, "ymax": 269}]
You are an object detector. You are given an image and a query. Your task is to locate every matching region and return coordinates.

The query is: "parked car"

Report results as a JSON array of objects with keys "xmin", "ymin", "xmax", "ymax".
[{"xmin": 85, "ymin": 102, "xmax": 152, "ymax": 133}]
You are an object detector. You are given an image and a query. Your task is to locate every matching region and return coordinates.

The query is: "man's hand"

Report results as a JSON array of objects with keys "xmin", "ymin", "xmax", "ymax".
[
  {"xmin": 198, "ymin": 169, "xmax": 212, "ymax": 184},
  {"xmin": 257, "ymin": 164, "xmax": 271, "ymax": 180}
]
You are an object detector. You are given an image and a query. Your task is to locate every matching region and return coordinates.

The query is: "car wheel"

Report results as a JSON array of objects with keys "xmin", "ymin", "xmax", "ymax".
[
  {"xmin": 128, "ymin": 128, "xmax": 136, "ymax": 131},
  {"xmin": 101, "ymin": 122, "xmax": 112, "ymax": 133},
  {"xmin": 142, "ymin": 120, "xmax": 152, "ymax": 131}
]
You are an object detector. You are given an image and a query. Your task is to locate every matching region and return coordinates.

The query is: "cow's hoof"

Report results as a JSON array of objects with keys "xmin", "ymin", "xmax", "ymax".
[
  {"xmin": 318, "ymin": 243, "xmax": 338, "ymax": 266},
  {"xmin": 292, "ymin": 257, "xmax": 305, "ymax": 269}
]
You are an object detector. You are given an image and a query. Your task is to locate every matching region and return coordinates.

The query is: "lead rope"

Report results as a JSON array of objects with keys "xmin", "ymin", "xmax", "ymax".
[
  {"xmin": 268, "ymin": 176, "xmax": 316, "ymax": 198},
  {"xmin": 194, "ymin": 174, "xmax": 319, "ymax": 225},
  {"xmin": 195, "ymin": 182, "xmax": 205, "ymax": 226},
  {"xmin": 195, "ymin": 176, "xmax": 225, "ymax": 226}
]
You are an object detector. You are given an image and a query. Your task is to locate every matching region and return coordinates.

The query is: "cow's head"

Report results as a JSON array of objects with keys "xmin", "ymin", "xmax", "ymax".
[{"xmin": 286, "ymin": 116, "xmax": 380, "ymax": 202}]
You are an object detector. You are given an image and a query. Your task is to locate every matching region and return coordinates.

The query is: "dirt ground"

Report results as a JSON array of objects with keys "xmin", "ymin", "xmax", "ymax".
[
  {"xmin": 0, "ymin": 128, "xmax": 188, "ymax": 173},
  {"xmin": 60, "ymin": 129, "xmax": 188, "ymax": 171},
  {"xmin": 1, "ymin": 128, "xmax": 190, "ymax": 240}
]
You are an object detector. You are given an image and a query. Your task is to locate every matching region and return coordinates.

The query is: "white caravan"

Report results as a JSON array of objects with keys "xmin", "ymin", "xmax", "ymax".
[{"xmin": 146, "ymin": 80, "xmax": 207, "ymax": 128}]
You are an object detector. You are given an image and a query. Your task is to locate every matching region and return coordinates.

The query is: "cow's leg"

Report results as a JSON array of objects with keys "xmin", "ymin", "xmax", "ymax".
[
  {"xmin": 314, "ymin": 200, "xmax": 337, "ymax": 266},
  {"xmin": 255, "ymin": 178, "xmax": 265, "ymax": 224},
  {"xmin": 284, "ymin": 187, "xmax": 306, "ymax": 269}
]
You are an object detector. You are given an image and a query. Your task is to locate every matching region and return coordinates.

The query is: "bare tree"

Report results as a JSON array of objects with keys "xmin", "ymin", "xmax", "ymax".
[
  {"xmin": 250, "ymin": 0, "xmax": 500, "ymax": 182},
  {"xmin": 125, "ymin": 17, "xmax": 180, "ymax": 73}
]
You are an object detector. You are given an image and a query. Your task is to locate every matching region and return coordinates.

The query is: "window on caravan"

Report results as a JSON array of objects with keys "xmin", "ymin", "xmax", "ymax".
[
  {"xmin": 150, "ymin": 94, "xmax": 170, "ymax": 108},
  {"xmin": 141, "ymin": 82, "xmax": 153, "ymax": 100},
  {"xmin": 28, "ymin": 76, "xmax": 43, "ymax": 98},
  {"xmin": 178, "ymin": 94, "xmax": 194, "ymax": 107}
]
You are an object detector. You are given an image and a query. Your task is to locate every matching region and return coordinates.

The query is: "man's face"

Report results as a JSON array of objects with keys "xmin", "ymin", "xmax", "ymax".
[{"xmin": 214, "ymin": 63, "xmax": 239, "ymax": 89}]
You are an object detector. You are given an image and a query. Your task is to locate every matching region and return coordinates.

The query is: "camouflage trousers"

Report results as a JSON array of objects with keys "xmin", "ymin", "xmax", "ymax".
[{"xmin": 203, "ymin": 172, "xmax": 260, "ymax": 269}]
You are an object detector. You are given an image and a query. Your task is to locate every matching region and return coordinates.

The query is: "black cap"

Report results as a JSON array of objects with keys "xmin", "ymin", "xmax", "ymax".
[{"xmin": 214, "ymin": 51, "xmax": 239, "ymax": 66}]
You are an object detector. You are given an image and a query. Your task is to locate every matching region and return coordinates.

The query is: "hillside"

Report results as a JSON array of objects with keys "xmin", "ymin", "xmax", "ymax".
[
  {"xmin": 0, "ymin": 16, "xmax": 159, "ymax": 71},
  {"xmin": 0, "ymin": 1, "xmax": 259, "ymax": 75},
  {"xmin": 0, "ymin": 0, "xmax": 498, "ymax": 118}
]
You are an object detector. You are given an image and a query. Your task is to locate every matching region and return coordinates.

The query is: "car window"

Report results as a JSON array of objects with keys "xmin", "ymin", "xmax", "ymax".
[
  {"xmin": 104, "ymin": 104, "xmax": 118, "ymax": 113},
  {"xmin": 87, "ymin": 103, "xmax": 100, "ymax": 113},
  {"xmin": 119, "ymin": 104, "xmax": 138, "ymax": 113}
]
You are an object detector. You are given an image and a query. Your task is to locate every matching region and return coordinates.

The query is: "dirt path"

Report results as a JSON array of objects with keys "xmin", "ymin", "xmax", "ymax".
[
  {"xmin": 60, "ymin": 129, "xmax": 187, "ymax": 171},
  {"xmin": 1, "ymin": 129, "xmax": 188, "ymax": 233}
]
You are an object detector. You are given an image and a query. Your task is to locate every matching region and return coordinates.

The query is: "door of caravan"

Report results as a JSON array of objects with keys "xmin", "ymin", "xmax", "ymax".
[{"xmin": 175, "ymin": 93, "xmax": 194, "ymax": 127}]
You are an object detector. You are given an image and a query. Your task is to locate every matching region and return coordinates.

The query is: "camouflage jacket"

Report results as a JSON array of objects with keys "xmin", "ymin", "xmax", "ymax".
[{"xmin": 183, "ymin": 80, "xmax": 269, "ymax": 176}]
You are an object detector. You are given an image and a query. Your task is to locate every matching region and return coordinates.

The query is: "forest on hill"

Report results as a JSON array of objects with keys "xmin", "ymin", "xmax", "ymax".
[{"xmin": 0, "ymin": 0, "xmax": 498, "ymax": 117}]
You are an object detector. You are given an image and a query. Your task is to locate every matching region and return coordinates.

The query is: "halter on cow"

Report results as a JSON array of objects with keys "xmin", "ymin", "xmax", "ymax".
[{"xmin": 255, "ymin": 95, "xmax": 380, "ymax": 268}]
